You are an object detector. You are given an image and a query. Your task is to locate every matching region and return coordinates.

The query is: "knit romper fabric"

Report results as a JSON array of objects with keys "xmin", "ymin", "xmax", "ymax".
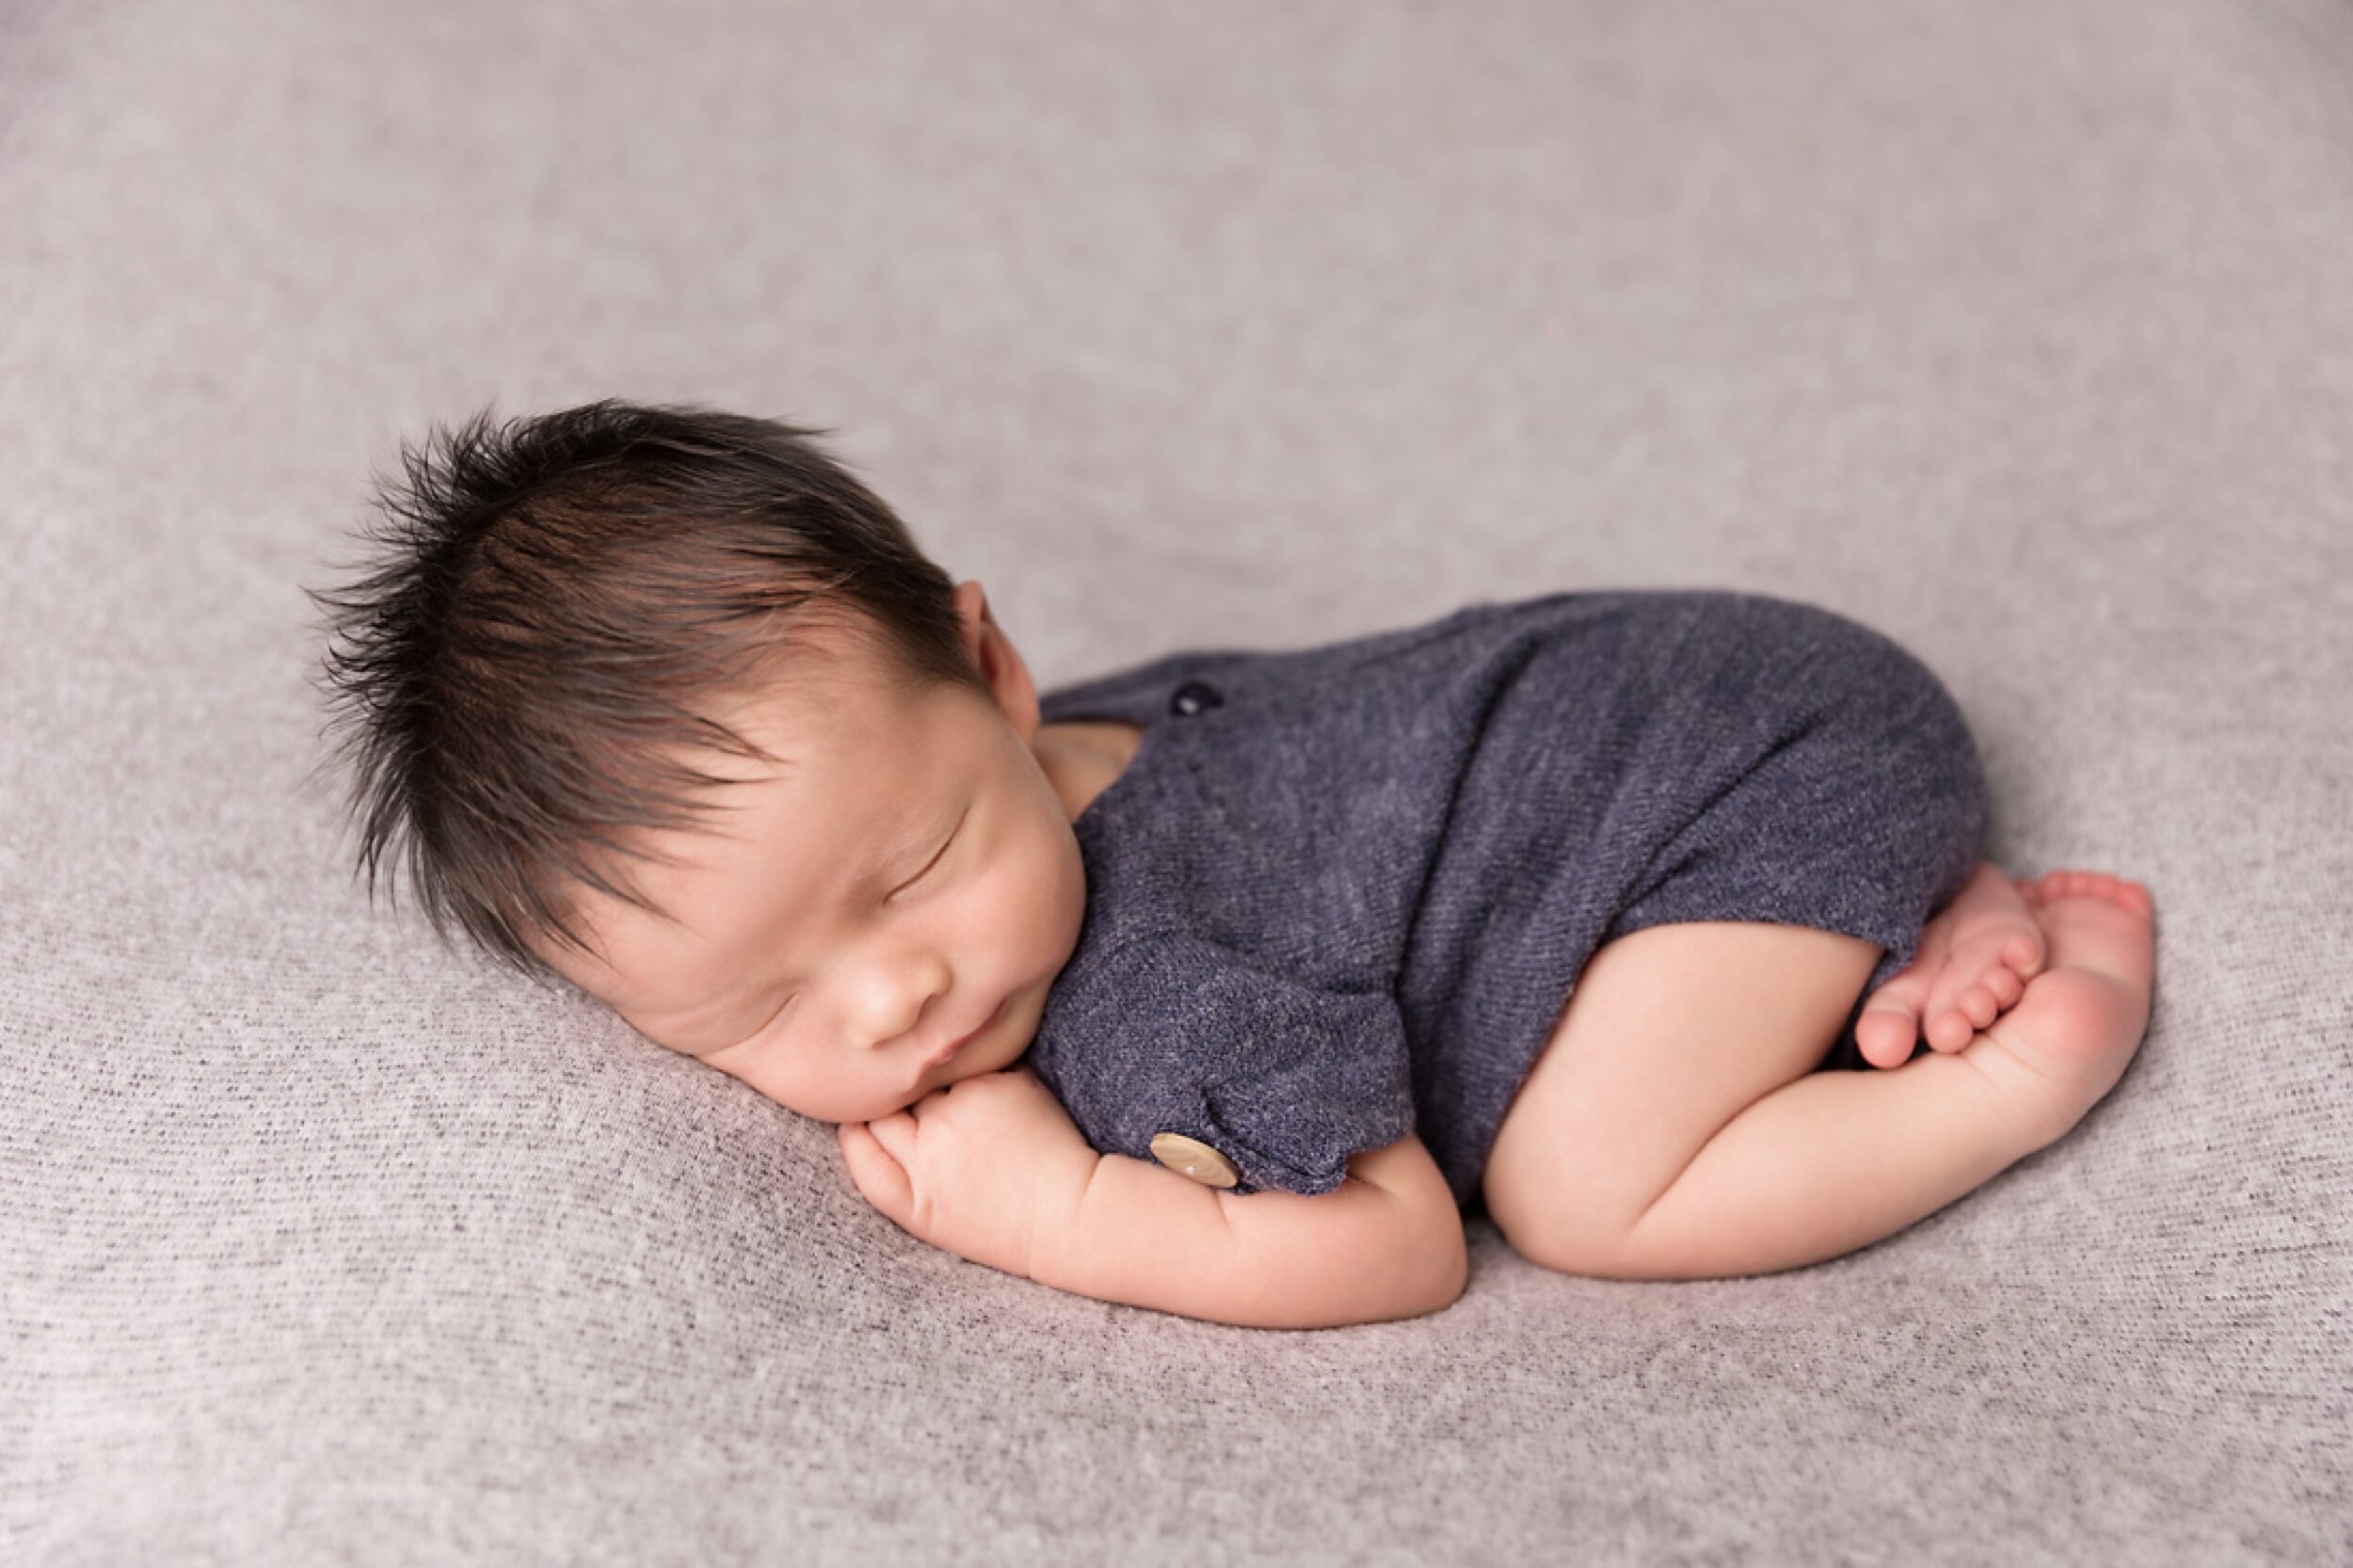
[{"xmin": 1025, "ymin": 588, "xmax": 1991, "ymax": 1209}]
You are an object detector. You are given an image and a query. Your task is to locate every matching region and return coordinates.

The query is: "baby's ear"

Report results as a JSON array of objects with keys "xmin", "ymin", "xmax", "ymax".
[
  {"xmin": 956, "ymin": 584, "xmax": 1041, "ymax": 731},
  {"xmin": 950, "ymin": 580, "xmax": 1001, "ymax": 660}
]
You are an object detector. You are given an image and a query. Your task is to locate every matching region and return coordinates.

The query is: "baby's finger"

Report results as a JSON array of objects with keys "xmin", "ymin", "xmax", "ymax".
[
  {"xmin": 860, "ymin": 1109, "xmax": 920, "ymax": 1162},
  {"xmin": 837, "ymin": 1122, "xmax": 913, "ymax": 1217}
]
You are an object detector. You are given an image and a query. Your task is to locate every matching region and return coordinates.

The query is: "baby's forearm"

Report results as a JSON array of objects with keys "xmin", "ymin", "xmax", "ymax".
[{"xmin": 1030, "ymin": 1138, "xmax": 1467, "ymax": 1330}]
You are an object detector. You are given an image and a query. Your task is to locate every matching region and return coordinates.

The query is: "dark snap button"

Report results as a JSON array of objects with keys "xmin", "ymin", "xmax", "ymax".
[{"xmin": 1169, "ymin": 680, "xmax": 1225, "ymax": 718}]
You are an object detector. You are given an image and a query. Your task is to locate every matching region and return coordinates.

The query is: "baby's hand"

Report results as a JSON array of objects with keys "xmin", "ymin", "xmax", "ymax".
[{"xmin": 838, "ymin": 1067, "xmax": 1102, "ymax": 1282}]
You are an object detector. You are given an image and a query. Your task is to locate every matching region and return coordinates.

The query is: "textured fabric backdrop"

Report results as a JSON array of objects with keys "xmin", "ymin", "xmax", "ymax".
[{"xmin": 3, "ymin": 2, "xmax": 2347, "ymax": 1562}]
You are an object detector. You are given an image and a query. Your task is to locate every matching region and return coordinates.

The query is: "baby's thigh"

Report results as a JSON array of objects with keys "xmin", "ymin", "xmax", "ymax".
[{"xmin": 1481, "ymin": 921, "xmax": 1880, "ymax": 1268}]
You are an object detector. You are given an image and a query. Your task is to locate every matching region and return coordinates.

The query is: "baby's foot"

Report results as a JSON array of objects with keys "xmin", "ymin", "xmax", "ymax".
[
  {"xmin": 1853, "ymin": 861, "xmax": 2049, "ymax": 1069},
  {"xmin": 1961, "ymin": 871, "xmax": 2155, "ymax": 1139}
]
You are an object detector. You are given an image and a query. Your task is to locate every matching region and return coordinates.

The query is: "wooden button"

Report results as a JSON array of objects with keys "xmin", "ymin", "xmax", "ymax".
[{"xmin": 1149, "ymin": 1132, "xmax": 1240, "ymax": 1189}]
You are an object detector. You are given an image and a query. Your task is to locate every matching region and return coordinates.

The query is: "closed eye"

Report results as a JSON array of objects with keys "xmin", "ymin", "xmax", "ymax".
[{"xmin": 887, "ymin": 813, "xmax": 963, "ymax": 901}]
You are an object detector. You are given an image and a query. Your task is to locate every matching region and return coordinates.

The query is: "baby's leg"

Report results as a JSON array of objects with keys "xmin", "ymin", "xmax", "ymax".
[{"xmin": 1482, "ymin": 879, "xmax": 2153, "ymax": 1280}]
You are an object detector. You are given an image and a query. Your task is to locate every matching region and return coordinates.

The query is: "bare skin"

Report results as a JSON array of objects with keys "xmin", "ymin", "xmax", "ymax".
[
  {"xmin": 1480, "ymin": 867, "xmax": 2155, "ymax": 1281},
  {"xmin": 1853, "ymin": 861, "xmax": 2050, "ymax": 1069},
  {"xmin": 1966, "ymin": 870, "xmax": 2158, "ymax": 1128}
]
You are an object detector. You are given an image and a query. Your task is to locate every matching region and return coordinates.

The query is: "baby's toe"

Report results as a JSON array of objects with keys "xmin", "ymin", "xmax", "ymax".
[
  {"xmin": 1855, "ymin": 1006, "xmax": 1914, "ymax": 1063},
  {"xmin": 2002, "ymin": 931, "xmax": 2046, "ymax": 977},
  {"xmin": 1923, "ymin": 985, "xmax": 2001, "ymax": 1050},
  {"xmin": 2030, "ymin": 869, "xmax": 2156, "ymax": 920},
  {"xmin": 1854, "ymin": 1004, "xmax": 1922, "ymax": 1069},
  {"xmin": 1924, "ymin": 1006, "xmax": 1977, "ymax": 1053}
]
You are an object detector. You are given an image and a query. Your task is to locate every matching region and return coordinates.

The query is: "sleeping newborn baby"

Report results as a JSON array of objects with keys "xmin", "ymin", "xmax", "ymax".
[{"xmin": 311, "ymin": 400, "xmax": 2157, "ymax": 1330}]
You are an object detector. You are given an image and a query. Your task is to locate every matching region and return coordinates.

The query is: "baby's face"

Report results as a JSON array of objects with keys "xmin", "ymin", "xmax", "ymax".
[{"xmin": 535, "ymin": 604, "xmax": 1089, "ymax": 1124}]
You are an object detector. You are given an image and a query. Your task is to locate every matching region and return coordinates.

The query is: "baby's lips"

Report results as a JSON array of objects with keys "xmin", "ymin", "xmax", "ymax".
[{"xmin": 927, "ymin": 997, "xmax": 1005, "ymax": 1068}]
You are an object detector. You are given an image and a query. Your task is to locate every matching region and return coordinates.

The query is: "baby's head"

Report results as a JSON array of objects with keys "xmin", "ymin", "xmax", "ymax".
[{"xmin": 311, "ymin": 400, "xmax": 1090, "ymax": 1122}]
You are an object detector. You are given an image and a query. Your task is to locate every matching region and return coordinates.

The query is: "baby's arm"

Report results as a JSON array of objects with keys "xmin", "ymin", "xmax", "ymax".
[
  {"xmin": 1034, "ymin": 1134, "xmax": 1466, "ymax": 1330},
  {"xmin": 838, "ymin": 1069, "xmax": 1466, "ymax": 1330}
]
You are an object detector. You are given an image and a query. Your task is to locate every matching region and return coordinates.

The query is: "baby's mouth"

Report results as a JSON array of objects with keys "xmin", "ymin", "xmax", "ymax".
[{"xmin": 925, "ymin": 998, "xmax": 1002, "ymax": 1070}]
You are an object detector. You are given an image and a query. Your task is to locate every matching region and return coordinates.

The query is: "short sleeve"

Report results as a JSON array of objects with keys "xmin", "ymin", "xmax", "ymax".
[{"xmin": 1025, "ymin": 931, "xmax": 1418, "ymax": 1197}]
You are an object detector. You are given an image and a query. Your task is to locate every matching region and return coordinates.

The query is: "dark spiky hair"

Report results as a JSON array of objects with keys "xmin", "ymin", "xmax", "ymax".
[{"xmin": 305, "ymin": 398, "xmax": 986, "ymax": 984}]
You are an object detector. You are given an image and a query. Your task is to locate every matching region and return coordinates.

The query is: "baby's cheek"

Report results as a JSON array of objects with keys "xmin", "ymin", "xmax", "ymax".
[
  {"xmin": 711, "ymin": 1051, "xmax": 840, "ymax": 1122},
  {"xmin": 1032, "ymin": 832, "xmax": 1090, "ymax": 967}
]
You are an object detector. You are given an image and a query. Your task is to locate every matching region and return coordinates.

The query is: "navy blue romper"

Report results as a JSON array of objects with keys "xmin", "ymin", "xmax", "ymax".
[{"xmin": 1025, "ymin": 589, "xmax": 1990, "ymax": 1210}]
